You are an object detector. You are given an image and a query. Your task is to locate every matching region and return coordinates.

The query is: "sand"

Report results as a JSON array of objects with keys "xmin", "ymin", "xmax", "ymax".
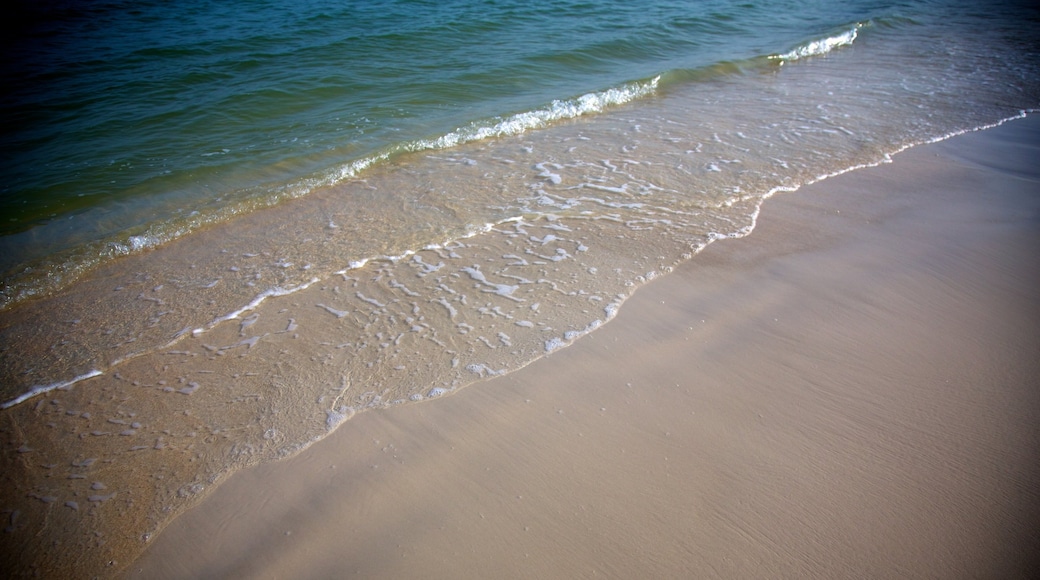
[{"xmin": 122, "ymin": 117, "xmax": 1040, "ymax": 578}]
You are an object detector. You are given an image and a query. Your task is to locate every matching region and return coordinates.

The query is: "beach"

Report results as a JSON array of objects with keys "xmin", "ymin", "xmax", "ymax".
[
  {"xmin": 3, "ymin": 3, "xmax": 1039, "ymax": 576},
  {"xmin": 122, "ymin": 117, "xmax": 1040, "ymax": 578}
]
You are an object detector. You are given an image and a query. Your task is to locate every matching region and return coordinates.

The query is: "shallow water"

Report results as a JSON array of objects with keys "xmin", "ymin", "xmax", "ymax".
[
  {"xmin": 1, "ymin": 0, "xmax": 1038, "ymax": 576},
  {"xmin": 5, "ymin": 0, "xmax": 1036, "ymax": 310}
]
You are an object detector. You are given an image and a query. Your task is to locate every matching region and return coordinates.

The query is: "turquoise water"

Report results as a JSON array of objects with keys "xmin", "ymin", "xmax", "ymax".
[
  {"xmin": 7, "ymin": 0, "xmax": 1036, "ymax": 309},
  {"xmin": 0, "ymin": 0, "xmax": 883, "ymax": 233}
]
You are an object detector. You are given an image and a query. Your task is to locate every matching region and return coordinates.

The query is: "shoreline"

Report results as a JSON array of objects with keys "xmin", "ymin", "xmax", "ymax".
[
  {"xmin": 2, "ymin": 113, "xmax": 1030, "ymax": 413},
  {"xmin": 125, "ymin": 117, "xmax": 1040, "ymax": 579}
]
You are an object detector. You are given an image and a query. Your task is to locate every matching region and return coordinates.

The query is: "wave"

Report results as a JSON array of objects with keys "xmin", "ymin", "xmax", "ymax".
[
  {"xmin": 655, "ymin": 22, "xmax": 870, "ymax": 89},
  {"xmin": 770, "ymin": 23, "xmax": 866, "ymax": 62},
  {"xmin": 317, "ymin": 76, "xmax": 662, "ymax": 183},
  {"xmin": 415, "ymin": 78, "xmax": 661, "ymax": 149}
]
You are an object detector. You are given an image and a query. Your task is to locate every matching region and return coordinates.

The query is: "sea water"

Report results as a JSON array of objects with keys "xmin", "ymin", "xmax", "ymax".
[{"xmin": 1, "ymin": 0, "xmax": 1038, "ymax": 575}]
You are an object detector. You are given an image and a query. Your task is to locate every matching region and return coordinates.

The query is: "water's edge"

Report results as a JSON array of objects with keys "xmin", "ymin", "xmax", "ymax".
[
  {"xmin": 0, "ymin": 112, "xmax": 1032, "ymax": 579},
  {"xmin": 123, "ymin": 112, "xmax": 1036, "ymax": 576}
]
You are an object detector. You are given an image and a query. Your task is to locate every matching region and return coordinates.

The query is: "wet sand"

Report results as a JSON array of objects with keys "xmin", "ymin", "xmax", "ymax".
[{"xmin": 119, "ymin": 116, "xmax": 1040, "ymax": 578}]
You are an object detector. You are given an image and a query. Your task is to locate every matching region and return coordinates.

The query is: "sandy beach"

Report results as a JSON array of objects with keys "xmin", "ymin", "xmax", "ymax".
[
  {"xmin": 3, "ymin": 4, "xmax": 1038, "ymax": 578},
  {"xmin": 115, "ymin": 116, "xmax": 1039, "ymax": 578}
]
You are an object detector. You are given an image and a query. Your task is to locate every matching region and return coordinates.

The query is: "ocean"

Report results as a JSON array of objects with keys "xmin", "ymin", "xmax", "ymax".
[{"xmin": 1, "ymin": 0, "xmax": 1038, "ymax": 574}]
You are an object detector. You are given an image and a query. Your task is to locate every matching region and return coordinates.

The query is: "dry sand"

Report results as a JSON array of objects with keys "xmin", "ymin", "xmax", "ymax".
[{"xmin": 125, "ymin": 117, "xmax": 1040, "ymax": 579}]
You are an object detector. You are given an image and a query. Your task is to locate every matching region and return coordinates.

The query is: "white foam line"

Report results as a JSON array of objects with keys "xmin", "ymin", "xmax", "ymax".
[
  {"xmin": 708, "ymin": 111, "xmax": 1035, "ymax": 245},
  {"xmin": 187, "ymin": 277, "xmax": 320, "ymax": 338},
  {"xmin": 800, "ymin": 111, "xmax": 1029, "ymax": 190},
  {"xmin": 2, "ymin": 370, "xmax": 103, "ymax": 410},
  {"xmin": 333, "ymin": 216, "xmax": 527, "ymax": 277},
  {"xmin": 2, "ymin": 277, "xmax": 323, "ymax": 410}
]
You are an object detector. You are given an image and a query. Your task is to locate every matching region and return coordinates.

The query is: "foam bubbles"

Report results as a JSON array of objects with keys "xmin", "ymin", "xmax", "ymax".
[
  {"xmin": 325, "ymin": 407, "xmax": 355, "ymax": 431},
  {"xmin": 545, "ymin": 337, "xmax": 566, "ymax": 352}
]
